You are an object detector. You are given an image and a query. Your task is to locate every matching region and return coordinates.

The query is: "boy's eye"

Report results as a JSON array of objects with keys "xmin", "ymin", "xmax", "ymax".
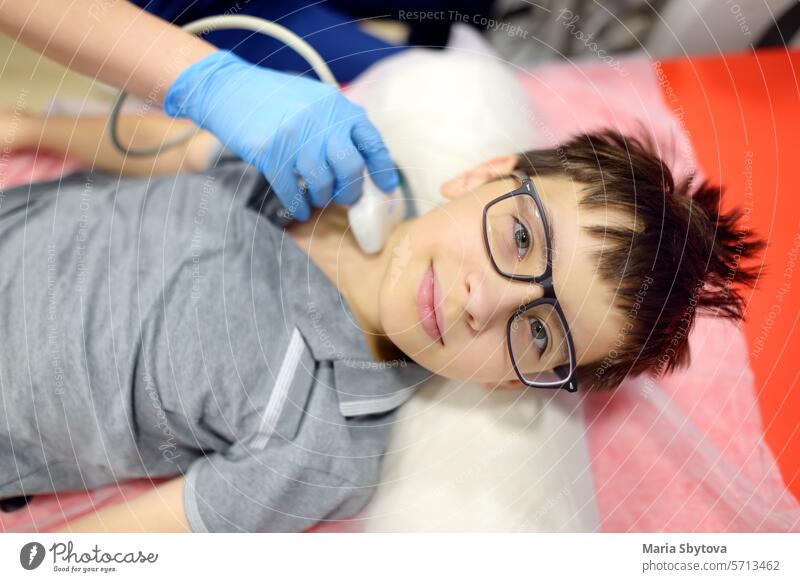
[
  {"xmin": 529, "ymin": 317, "xmax": 549, "ymax": 355},
  {"xmin": 513, "ymin": 218, "xmax": 532, "ymax": 260}
]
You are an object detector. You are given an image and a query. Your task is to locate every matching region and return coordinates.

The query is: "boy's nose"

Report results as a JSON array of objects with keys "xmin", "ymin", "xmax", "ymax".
[{"xmin": 463, "ymin": 267, "xmax": 544, "ymax": 333}]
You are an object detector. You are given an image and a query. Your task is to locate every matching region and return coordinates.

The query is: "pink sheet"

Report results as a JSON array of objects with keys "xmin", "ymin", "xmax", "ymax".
[{"xmin": 2, "ymin": 56, "xmax": 798, "ymax": 532}]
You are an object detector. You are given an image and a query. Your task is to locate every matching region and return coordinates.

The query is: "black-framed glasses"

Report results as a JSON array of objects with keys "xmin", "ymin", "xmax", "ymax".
[{"xmin": 482, "ymin": 172, "xmax": 578, "ymax": 393}]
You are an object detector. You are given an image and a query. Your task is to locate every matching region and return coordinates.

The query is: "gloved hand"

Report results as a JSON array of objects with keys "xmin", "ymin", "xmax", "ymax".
[{"xmin": 164, "ymin": 50, "xmax": 397, "ymax": 221}]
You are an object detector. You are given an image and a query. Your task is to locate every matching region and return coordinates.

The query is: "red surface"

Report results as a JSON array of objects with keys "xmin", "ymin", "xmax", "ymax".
[{"xmin": 659, "ymin": 49, "xmax": 800, "ymax": 500}]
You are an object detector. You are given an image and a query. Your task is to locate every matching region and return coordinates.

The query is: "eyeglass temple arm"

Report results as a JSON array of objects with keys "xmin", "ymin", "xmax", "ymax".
[
  {"xmin": 509, "ymin": 169, "xmax": 529, "ymax": 182},
  {"xmin": 554, "ymin": 364, "xmax": 577, "ymax": 393}
]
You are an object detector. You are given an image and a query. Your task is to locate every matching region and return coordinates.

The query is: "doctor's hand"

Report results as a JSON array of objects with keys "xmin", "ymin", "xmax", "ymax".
[{"xmin": 164, "ymin": 50, "xmax": 397, "ymax": 221}]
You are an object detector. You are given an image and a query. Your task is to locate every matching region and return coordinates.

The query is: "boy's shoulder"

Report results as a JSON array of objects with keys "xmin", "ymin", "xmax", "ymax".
[{"xmin": 180, "ymin": 336, "xmax": 428, "ymax": 532}]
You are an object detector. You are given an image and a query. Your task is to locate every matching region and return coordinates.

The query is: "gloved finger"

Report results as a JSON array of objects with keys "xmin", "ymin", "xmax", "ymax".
[
  {"xmin": 295, "ymin": 136, "xmax": 335, "ymax": 209},
  {"xmin": 326, "ymin": 133, "xmax": 365, "ymax": 206},
  {"xmin": 352, "ymin": 118, "xmax": 398, "ymax": 193},
  {"xmin": 271, "ymin": 170, "xmax": 311, "ymax": 222}
]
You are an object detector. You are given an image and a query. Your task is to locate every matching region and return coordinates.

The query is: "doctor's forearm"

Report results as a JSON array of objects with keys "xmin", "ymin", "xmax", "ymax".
[{"xmin": 0, "ymin": 0, "xmax": 216, "ymax": 105}]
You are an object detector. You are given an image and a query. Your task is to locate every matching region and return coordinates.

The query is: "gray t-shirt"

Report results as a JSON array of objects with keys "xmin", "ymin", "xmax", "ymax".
[{"xmin": 0, "ymin": 155, "xmax": 430, "ymax": 532}]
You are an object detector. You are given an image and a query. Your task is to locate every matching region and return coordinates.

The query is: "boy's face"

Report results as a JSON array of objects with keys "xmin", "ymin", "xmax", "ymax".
[{"xmin": 378, "ymin": 155, "xmax": 629, "ymax": 387}]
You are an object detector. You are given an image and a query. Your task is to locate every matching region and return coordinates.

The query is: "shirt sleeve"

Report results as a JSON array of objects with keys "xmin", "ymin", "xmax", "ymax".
[{"xmin": 182, "ymin": 437, "xmax": 373, "ymax": 533}]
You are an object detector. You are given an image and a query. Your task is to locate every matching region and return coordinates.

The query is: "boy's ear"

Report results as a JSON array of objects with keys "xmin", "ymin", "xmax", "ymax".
[{"xmin": 441, "ymin": 155, "xmax": 519, "ymax": 200}]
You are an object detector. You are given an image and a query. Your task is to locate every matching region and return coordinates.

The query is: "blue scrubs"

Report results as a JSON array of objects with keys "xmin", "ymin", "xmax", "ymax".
[
  {"xmin": 131, "ymin": 1, "xmax": 495, "ymax": 82},
  {"xmin": 130, "ymin": 0, "xmax": 407, "ymax": 82}
]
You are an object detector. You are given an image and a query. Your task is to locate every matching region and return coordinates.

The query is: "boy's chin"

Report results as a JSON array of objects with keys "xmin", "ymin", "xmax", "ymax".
[{"xmin": 417, "ymin": 362, "xmax": 523, "ymax": 389}]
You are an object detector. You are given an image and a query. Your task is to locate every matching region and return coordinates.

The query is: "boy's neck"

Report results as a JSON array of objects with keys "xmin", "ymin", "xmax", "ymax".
[{"xmin": 285, "ymin": 205, "xmax": 406, "ymax": 363}]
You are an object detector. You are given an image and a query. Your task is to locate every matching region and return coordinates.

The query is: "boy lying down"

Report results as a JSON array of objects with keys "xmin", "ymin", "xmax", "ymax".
[{"xmin": 0, "ymin": 107, "xmax": 762, "ymax": 532}]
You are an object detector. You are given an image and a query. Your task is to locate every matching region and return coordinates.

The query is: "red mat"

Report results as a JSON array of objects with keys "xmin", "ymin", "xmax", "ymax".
[{"xmin": 658, "ymin": 49, "xmax": 800, "ymax": 500}]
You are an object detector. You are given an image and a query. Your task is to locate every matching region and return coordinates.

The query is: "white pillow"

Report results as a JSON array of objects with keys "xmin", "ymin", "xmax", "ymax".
[
  {"xmin": 345, "ymin": 43, "xmax": 536, "ymax": 215},
  {"xmin": 345, "ymin": 36, "xmax": 600, "ymax": 532},
  {"xmin": 362, "ymin": 378, "xmax": 599, "ymax": 532}
]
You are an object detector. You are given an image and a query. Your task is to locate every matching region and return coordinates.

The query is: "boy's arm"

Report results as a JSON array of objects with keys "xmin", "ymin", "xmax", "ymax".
[
  {"xmin": 57, "ymin": 476, "xmax": 191, "ymax": 533},
  {"xmin": 2, "ymin": 110, "xmax": 216, "ymax": 176}
]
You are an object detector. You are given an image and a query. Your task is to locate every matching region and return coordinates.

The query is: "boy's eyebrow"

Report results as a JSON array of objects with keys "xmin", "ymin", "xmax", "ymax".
[
  {"xmin": 538, "ymin": 197, "xmax": 572, "ymax": 363},
  {"xmin": 510, "ymin": 172, "xmax": 559, "ymax": 261},
  {"xmin": 540, "ymin": 196, "xmax": 557, "ymax": 261},
  {"xmin": 512, "ymin": 172, "xmax": 559, "ymax": 260}
]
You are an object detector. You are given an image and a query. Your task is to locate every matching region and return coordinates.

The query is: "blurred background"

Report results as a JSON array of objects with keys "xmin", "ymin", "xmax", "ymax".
[{"xmin": 3, "ymin": 0, "xmax": 800, "ymax": 108}]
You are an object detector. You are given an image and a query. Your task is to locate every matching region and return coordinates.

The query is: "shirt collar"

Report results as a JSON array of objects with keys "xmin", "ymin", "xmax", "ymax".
[{"xmin": 275, "ymin": 226, "xmax": 433, "ymax": 417}]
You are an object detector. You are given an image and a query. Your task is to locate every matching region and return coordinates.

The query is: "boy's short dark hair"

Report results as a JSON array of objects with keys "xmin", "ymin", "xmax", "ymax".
[{"xmin": 514, "ymin": 130, "xmax": 765, "ymax": 391}]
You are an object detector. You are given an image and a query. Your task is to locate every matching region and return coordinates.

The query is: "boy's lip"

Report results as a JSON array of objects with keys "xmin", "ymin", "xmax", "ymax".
[
  {"xmin": 432, "ymin": 264, "xmax": 445, "ymax": 344},
  {"xmin": 416, "ymin": 262, "xmax": 444, "ymax": 345}
]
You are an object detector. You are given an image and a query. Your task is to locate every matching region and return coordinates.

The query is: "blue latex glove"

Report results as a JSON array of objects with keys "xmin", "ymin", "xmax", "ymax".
[{"xmin": 164, "ymin": 50, "xmax": 398, "ymax": 221}]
